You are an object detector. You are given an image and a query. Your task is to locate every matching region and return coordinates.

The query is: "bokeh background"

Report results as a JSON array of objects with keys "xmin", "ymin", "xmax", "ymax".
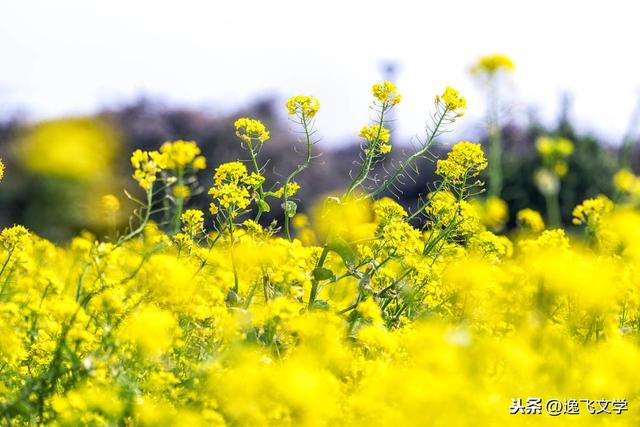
[{"xmin": 1, "ymin": 1, "xmax": 639, "ymax": 241}]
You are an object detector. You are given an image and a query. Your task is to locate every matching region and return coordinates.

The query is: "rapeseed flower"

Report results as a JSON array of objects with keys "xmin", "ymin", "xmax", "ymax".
[
  {"xmin": 235, "ymin": 118, "xmax": 270, "ymax": 144},
  {"xmin": 160, "ymin": 139, "xmax": 206, "ymax": 170},
  {"xmin": 436, "ymin": 141, "xmax": 487, "ymax": 183},
  {"xmin": 286, "ymin": 95, "xmax": 320, "ymax": 119},
  {"xmin": 2, "ymin": 79, "xmax": 640, "ymax": 427},
  {"xmin": 516, "ymin": 208, "xmax": 545, "ymax": 234},
  {"xmin": 471, "ymin": 53, "xmax": 515, "ymax": 75},
  {"xmin": 372, "ymin": 81, "xmax": 402, "ymax": 105},
  {"xmin": 438, "ymin": 86, "xmax": 467, "ymax": 112}
]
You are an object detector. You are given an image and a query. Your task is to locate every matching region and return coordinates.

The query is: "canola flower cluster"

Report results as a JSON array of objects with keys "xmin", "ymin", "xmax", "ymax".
[
  {"xmin": 471, "ymin": 53, "xmax": 516, "ymax": 75},
  {"xmin": 2, "ymin": 83, "xmax": 640, "ymax": 427}
]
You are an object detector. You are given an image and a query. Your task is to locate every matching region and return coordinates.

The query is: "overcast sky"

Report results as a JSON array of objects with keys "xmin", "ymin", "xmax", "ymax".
[{"xmin": 1, "ymin": 1, "xmax": 639, "ymax": 146}]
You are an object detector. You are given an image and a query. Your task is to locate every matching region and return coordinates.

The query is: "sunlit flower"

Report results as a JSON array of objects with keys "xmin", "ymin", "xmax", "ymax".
[
  {"xmin": 436, "ymin": 141, "xmax": 487, "ymax": 183},
  {"xmin": 234, "ymin": 118, "xmax": 270, "ymax": 144},
  {"xmin": 286, "ymin": 95, "xmax": 320, "ymax": 119},
  {"xmin": 471, "ymin": 53, "xmax": 515, "ymax": 75},
  {"xmin": 437, "ymin": 86, "xmax": 467, "ymax": 112},
  {"xmin": 372, "ymin": 81, "xmax": 402, "ymax": 105}
]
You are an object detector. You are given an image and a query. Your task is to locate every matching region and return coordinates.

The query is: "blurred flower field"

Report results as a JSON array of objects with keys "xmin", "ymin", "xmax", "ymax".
[{"xmin": 2, "ymin": 67, "xmax": 640, "ymax": 425}]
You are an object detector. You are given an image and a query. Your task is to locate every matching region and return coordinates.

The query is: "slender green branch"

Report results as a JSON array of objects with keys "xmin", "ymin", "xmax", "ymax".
[
  {"xmin": 369, "ymin": 107, "xmax": 449, "ymax": 199},
  {"xmin": 247, "ymin": 140, "xmax": 266, "ymax": 222},
  {"xmin": 308, "ymin": 246, "xmax": 330, "ymax": 309},
  {"xmin": 117, "ymin": 186, "xmax": 154, "ymax": 248},
  {"xmin": 283, "ymin": 111, "xmax": 313, "ymax": 240},
  {"xmin": 345, "ymin": 104, "xmax": 388, "ymax": 198},
  {"xmin": 170, "ymin": 168, "xmax": 185, "ymax": 235}
]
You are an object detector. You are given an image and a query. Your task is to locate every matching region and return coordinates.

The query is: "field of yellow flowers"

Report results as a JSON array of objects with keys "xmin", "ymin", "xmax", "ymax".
[{"xmin": 2, "ymin": 75, "xmax": 640, "ymax": 426}]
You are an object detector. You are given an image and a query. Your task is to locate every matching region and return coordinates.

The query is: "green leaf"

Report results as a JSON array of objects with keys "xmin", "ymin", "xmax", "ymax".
[
  {"xmin": 257, "ymin": 199, "xmax": 271, "ymax": 213},
  {"xmin": 327, "ymin": 237, "xmax": 357, "ymax": 267},
  {"xmin": 312, "ymin": 267, "xmax": 334, "ymax": 281}
]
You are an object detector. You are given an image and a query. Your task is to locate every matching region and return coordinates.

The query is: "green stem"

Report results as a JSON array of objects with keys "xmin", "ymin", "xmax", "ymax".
[
  {"xmin": 118, "ymin": 186, "xmax": 153, "ymax": 247},
  {"xmin": 369, "ymin": 107, "xmax": 449, "ymax": 199},
  {"xmin": 487, "ymin": 81, "xmax": 503, "ymax": 197},
  {"xmin": 0, "ymin": 249, "xmax": 14, "ymax": 280},
  {"xmin": 283, "ymin": 112, "xmax": 313, "ymax": 240},
  {"xmin": 227, "ymin": 214, "xmax": 239, "ymax": 293},
  {"xmin": 308, "ymin": 246, "xmax": 329, "ymax": 309},
  {"xmin": 171, "ymin": 168, "xmax": 185, "ymax": 235},
  {"xmin": 247, "ymin": 141, "xmax": 266, "ymax": 222},
  {"xmin": 487, "ymin": 120, "xmax": 503, "ymax": 197},
  {"xmin": 545, "ymin": 192, "xmax": 561, "ymax": 228},
  {"xmin": 345, "ymin": 104, "xmax": 388, "ymax": 198}
]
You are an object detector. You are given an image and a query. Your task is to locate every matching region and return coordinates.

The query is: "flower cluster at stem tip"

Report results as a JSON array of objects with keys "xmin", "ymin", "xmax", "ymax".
[
  {"xmin": 471, "ymin": 53, "xmax": 515, "ymax": 75},
  {"xmin": 436, "ymin": 141, "xmax": 488, "ymax": 183},
  {"xmin": 235, "ymin": 118, "xmax": 270, "ymax": 145},
  {"xmin": 438, "ymin": 86, "xmax": 467, "ymax": 113},
  {"xmin": 372, "ymin": 81, "xmax": 402, "ymax": 106},
  {"xmin": 130, "ymin": 149, "xmax": 167, "ymax": 189},
  {"xmin": 286, "ymin": 95, "xmax": 320, "ymax": 119}
]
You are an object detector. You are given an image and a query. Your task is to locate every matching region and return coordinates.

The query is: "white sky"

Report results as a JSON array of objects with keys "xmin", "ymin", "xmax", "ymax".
[{"xmin": 1, "ymin": 0, "xmax": 639, "ymax": 146}]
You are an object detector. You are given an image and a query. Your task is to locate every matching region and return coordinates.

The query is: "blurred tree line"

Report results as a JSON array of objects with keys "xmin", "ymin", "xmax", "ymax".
[{"xmin": 0, "ymin": 96, "xmax": 635, "ymax": 242}]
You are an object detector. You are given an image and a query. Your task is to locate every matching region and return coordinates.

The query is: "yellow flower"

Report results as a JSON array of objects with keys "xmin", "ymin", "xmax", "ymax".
[
  {"xmin": 379, "ymin": 144, "xmax": 392, "ymax": 154},
  {"xmin": 130, "ymin": 149, "xmax": 167, "ymax": 189},
  {"xmin": 286, "ymin": 95, "xmax": 320, "ymax": 119},
  {"xmin": 181, "ymin": 209, "xmax": 205, "ymax": 235},
  {"xmin": 373, "ymin": 197, "xmax": 407, "ymax": 225},
  {"xmin": 471, "ymin": 53, "xmax": 515, "ymax": 75},
  {"xmin": 212, "ymin": 161, "xmax": 248, "ymax": 186},
  {"xmin": 243, "ymin": 172, "xmax": 266, "ymax": 188},
  {"xmin": 436, "ymin": 141, "xmax": 487, "ymax": 183},
  {"xmin": 359, "ymin": 125, "xmax": 390, "ymax": 143},
  {"xmin": 357, "ymin": 298, "xmax": 384, "ymax": 325},
  {"xmin": 275, "ymin": 182, "xmax": 301, "ymax": 198},
  {"xmin": 516, "ymin": 208, "xmax": 545, "ymax": 233},
  {"xmin": 426, "ymin": 191, "xmax": 481, "ymax": 236},
  {"xmin": 438, "ymin": 86, "xmax": 467, "ymax": 112},
  {"xmin": 243, "ymin": 219, "xmax": 263, "ymax": 235},
  {"xmin": 536, "ymin": 136, "xmax": 574, "ymax": 159},
  {"xmin": 0, "ymin": 158, "xmax": 4, "ymax": 182},
  {"xmin": 101, "ymin": 194, "xmax": 120, "ymax": 214},
  {"xmin": 372, "ymin": 81, "xmax": 402, "ymax": 105},
  {"xmin": 380, "ymin": 219, "xmax": 422, "ymax": 256},
  {"xmin": 160, "ymin": 140, "xmax": 205, "ymax": 170},
  {"xmin": 519, "ymin": 228, "xmax": 570, "ymax": 252},
  {"xmin": 473, "ymin": 196, "xmax": 508, "ymax": 232},
  {"xmin": 292, "ymin": 214, "xmax": 309, "ymax": 228},
  {"xmin": 208, "ymin": 162, "xmax": 262, "ymax": 211},
  {"xmin": 234, "ymin": 118, "xmax": 270, "ymax": 144},
  {"xmin": 468, "ymin": 230, "xmax": 513, "ymax": 259},
  {"xmin": 173, "ymin": 185, "xmax": 191, "ymax": 199},
  {"xmin": 553, "ymin": 160, "xmax": 569, "ymax": 177},
  {"xmin": 14, "ymin": 117, "xmax": 119, "ymax": 180},
  {"xmin": 121, "ymin": 305, "xmax": 177, "ymax": 355},
  {"xmin": 173, "ymin": 232, "xmax": 193, "ymax": 250},
  {"xmin": 572, "ymin": 194, "xmax": 613, "ymax": 227},
  {"xmin": 193, "ymin": 155, "xmax": 207, "ymax": 170},
  {"xmin": 0, "ymin": 225, "xmax": 30, "ymax": 251},
  {"xmin": 613, "ymin": 169, "xmax": 640, "ymax": 195}
]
